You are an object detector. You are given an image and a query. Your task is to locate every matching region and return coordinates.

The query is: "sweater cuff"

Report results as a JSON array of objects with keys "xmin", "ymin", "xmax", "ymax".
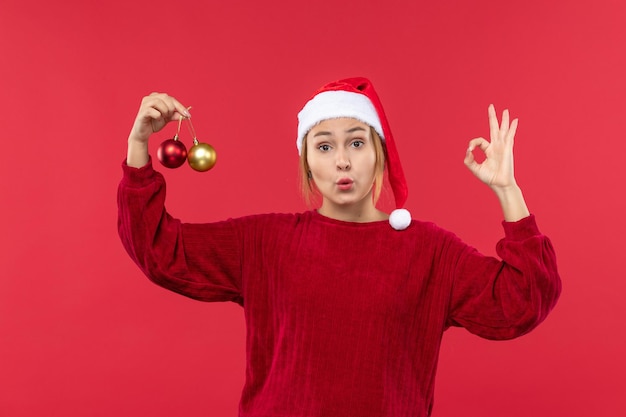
[
  {"xmin": 501, "ymin": 214, "xmax": 541, "ymax": 241},
  {"xmin": 121, "ymin": 157, "xmax": 157, "ymax": 187}
]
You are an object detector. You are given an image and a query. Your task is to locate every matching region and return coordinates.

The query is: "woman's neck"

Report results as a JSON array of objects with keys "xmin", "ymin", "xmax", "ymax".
[{"xmin": 317, "ymin": 200, "xmax": 388, "ymax": 223}]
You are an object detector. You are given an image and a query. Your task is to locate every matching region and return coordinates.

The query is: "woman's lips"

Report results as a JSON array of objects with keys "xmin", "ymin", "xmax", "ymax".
[{"xmin": 336, "ymin": 178, "xmax": 354, "ymax": 190}]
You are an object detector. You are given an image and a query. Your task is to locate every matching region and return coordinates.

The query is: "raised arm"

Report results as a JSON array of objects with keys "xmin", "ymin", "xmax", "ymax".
[
  {"xmin": 119, "ymin": 93, "xmax": 242, "ymax": 304},
  {"xmin": 451, "ymin": 105, "xmax": 561, "ymax": 338},
  {"xmin": 464, "ymin": 104, "xmax": 529, "ymax": 222}
]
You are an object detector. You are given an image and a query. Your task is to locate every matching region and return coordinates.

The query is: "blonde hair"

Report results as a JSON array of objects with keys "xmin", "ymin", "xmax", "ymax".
[{"xmin": 299, "ymin": 127, "xmax": 386, "ymax": 206}]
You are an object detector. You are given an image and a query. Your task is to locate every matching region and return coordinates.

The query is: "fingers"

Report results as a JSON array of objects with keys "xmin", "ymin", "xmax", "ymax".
[
  {"xmin": 488, "ymin": 104, "xmax": 516, "ymax": 142},
  {"xmin": 464, "ymin": 137, "xmax": 488, "ymax": 170},
  {"xmin": 464, "ymin": 145, "xmax": 477, "ymax": 169},
  {"xmin": 507, "ymin": 118, "xmax": 519, "ymax": 142},
  {"xmin": 467, "ymin": 137, "xmax": 489, "ymax": 153},
  {"xmin": 500, "ymin": 109, "xmax": 509, "ymax": 134},
  {"xmin": 142, "ymin": 93, "xmax": 190, "ymax": 122},
  {"xmin": 488, "ymin": 104, "xmax": 499, "ymax": 143}
]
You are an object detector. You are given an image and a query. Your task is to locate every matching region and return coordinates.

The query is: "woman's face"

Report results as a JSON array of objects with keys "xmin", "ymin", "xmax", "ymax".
[{"xmin": 306, "ymin": 117, "xmax": 377, "ymax": 215}]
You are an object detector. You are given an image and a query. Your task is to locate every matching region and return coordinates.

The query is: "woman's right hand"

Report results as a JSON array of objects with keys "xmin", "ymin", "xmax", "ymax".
[
  {"xmin": 127, "ymin": 93, "xmax": 190, "ymax": 168},
  {"xmin": 129, "ymin": 92, "xmax": 191, "ymax": 144}
]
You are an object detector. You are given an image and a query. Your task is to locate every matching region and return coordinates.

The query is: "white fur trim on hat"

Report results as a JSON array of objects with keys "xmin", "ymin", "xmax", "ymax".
[
  {"xmin": 389, "ymin": 208, "xmax": 411, "ymax": 230},
  {"xmin": 296, "ymin": 90, "xmax": 385, "ymax": 154}
]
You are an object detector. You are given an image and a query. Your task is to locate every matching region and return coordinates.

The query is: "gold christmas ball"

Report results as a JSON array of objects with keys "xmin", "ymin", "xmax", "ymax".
[{"xmin": 187, "ymin": 143, "xmax": 217, "ymax": 172}]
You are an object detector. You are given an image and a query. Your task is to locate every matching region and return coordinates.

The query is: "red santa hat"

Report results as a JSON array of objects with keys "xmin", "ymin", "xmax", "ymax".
[{"xmin": 296, "ymin": 77, "xmax": 411, "ymax": 230}]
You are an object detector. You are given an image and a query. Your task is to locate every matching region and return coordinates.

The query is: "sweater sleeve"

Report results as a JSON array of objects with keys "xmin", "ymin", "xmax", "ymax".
[
  {"xmin": 117, "ymin": 159, "xmax": 243, "ymax": 305},
  {"xmin": 445, "ymin": 215, "xmax": 561, "ymax": 340}
]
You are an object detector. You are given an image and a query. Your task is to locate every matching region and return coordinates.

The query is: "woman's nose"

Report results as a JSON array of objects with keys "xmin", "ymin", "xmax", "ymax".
[
  {"xmin": 336, "ymin": 154, "xmax": 351, "ymax": 170},
  {"xmin": 335, "ymin": 147, "xmax": 351, "ymax": 170}
]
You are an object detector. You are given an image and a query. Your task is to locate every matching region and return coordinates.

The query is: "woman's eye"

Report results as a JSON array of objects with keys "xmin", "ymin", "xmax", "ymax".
[
  {"xmin": 318, "ymin": 144, "xmax": 331, "ymax": 152},
  {"xmin": 351, "ymin": 140, "xmax": 364, "ymax": 148}
]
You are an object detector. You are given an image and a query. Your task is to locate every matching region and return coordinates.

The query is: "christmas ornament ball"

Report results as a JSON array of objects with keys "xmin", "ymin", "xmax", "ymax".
[
  {"xmin": 157, "ymin": 138, "xmax": 188, "ymax": 168},
  {"xmin": 188, "ymin": 143, "xmax": 217, "ymax": 172}
]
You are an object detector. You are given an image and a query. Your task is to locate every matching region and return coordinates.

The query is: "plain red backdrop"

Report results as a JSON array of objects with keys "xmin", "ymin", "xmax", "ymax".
[{"xmin": 1, "ymin": 0, "xmax": 624, "ymax": 416}]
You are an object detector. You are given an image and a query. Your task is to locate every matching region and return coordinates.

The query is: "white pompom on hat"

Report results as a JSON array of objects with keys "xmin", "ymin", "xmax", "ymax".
[{"xmin": 297, "ymin": 77, "xmax": 411, "ymax": 230}]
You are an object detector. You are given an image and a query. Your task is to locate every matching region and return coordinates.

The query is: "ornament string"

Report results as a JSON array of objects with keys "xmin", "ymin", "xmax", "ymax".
[
  {"xmin": 174, "ymin": 113, "xmax": 184, "ymax": 140},
  {"xmin": 183, "ymin": 107, "xmax": 199, "ymax": 145}
]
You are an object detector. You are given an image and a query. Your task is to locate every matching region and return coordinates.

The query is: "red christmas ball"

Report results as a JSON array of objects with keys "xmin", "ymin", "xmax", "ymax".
[{"xmin": 157, "ymin": 138, "xmax": 188, "ymax": 168}]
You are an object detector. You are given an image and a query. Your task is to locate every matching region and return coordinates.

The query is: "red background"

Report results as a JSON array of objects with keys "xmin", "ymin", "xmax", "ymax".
[{"xmin": 1, "ymin": 0, "xmax": 624, "ymax": 416}]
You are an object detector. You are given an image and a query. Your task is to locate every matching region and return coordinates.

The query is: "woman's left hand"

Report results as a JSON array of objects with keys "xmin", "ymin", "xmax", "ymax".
[{"xmin": 464, "ymin": 104, "xmax": 518, "ymax": 191}]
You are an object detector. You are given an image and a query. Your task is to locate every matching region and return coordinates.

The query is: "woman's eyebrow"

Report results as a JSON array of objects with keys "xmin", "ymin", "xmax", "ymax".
[
  {"xmin": 313, "ymin": 126, "xmax": 366, "ymax": 138},
  {"xmin": 345, "ymin": 126, "xmax": 367, "ymax": 134}
]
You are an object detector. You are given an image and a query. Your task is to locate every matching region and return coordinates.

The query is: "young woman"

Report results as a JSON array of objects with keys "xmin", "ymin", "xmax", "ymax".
[{"xmin": 118, "ymin": 77, "xmax": 561, "ymax": 417}]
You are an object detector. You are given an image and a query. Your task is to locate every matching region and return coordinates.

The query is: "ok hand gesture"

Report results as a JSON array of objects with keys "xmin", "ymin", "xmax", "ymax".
[{"xmin": 464, "ymin": 104, "xmax": 518, "ymax": 191}]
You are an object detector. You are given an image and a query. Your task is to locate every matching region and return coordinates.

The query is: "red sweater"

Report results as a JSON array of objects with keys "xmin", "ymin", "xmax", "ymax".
[{"xmin": 117, "ymin": 160, "xmax": 561, "ymax": 417}]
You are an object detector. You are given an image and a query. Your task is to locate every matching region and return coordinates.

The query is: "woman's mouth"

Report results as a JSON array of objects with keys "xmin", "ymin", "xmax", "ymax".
[{"xmin": 336, "ymin": 178, "xmax": 354, "ymax": 191}]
